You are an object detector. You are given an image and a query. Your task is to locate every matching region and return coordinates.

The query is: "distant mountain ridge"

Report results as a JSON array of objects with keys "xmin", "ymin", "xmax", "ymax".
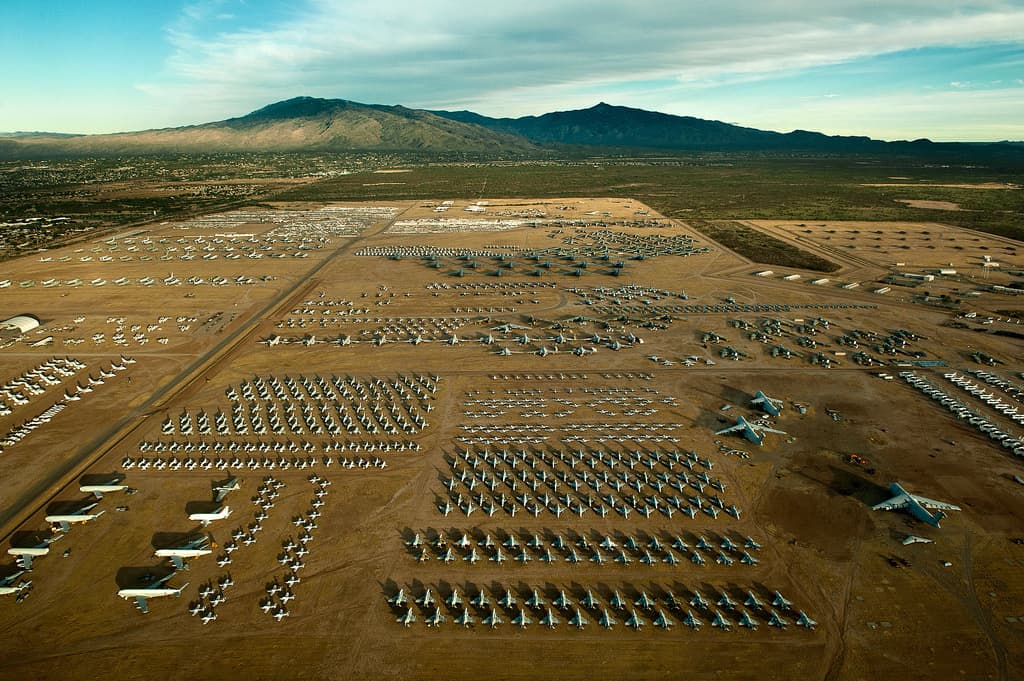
[
  {"xmin": 430, "ymin": 101, "xmax": 928, "ymax": 152},
  {"xmin": 0, "ymin": 96, "xmax": 1019, "ymax": 159},
  {"xmin": 0, "ymin": 97, "xmax": 538, "ymax": 157}
]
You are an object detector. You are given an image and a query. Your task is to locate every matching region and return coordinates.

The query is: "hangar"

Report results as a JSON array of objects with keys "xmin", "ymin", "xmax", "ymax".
[{"xmin": 0, "ymin": 313, "xmax": 41, "ymax": 334}]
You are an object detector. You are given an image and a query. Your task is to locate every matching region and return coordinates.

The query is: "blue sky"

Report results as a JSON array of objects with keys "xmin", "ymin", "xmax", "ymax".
[{"xmin": 2, "ymin": 1, "xmax": 1023, "ymax": 140}]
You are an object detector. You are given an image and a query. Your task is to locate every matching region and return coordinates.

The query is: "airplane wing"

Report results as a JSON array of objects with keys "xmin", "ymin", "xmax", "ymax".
[
  {"xmin": 714, "ymin": 424, "xmax": 744, "ymax": 435},
  {"xmin": 214, "ymin": 490, "xmax": 230, "ymax": 503},
  {"xmin": 912, "ymin": 495, "xmax": 961, "ymax": 511},
  {"xmin": 871, "ymin": 494, "xmax": 910, "ymax": 511},
  {"xmin": 134, "ymin": 596, "xmax": 149, "ymax": 614},
  {"xmin": 758, "ymin": 426, "xmax": 787, "ymax": 435}
]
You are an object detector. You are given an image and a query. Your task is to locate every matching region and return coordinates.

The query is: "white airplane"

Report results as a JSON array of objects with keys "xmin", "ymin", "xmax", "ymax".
[
  {"xmin": 45, "ymin": 501, "xmax": 106, "ymax": 531},
  {"xmin": 118, "ymin": 573, "xmax": 189, "ymax": 613},
  {"xmin": 482, "ymin": 608, "xmax": 503, "ymax": 628},
  {"xmin": 454, "ymin": 608, "xmax": 474, "ymax": 627},
  {"xmin": 715, "ymin": 416, "xmax": 786, "ymax": 446},
  {"xmin": 568, "ymin": 608, "xmax": 589, "ymax": 629},
  {"xmin": 425, "ymin": 607, "xmax": 446, "ymax": 627},
  {"xmin": 653, "ymin": 609, "xmax": 674, "ymax": 630},
  {"xmin": 154, "ymin": 535, "xmax": 213, "ymax": 570},
  {"xmin": 512, "ymin": 608, "xmax": 532, "ymax": 628},
  {"xmin": 750, "ymin": 390, "xmax": 784, "ymax": 416},
  {"xmin": 79, "ymin": 474, "xmax": 130, "ymax": 498},
  {"xmin": 189, "ymin": 505, "xmax": 231, "ymax": 526},
  {"xmin": 8, "ymin": 533, "xmax": 62, "ymax": 570},
  {"xmin": 212, "ymin": 477, "xmax": 240, "ymax": 503},
  {"xmin": 872, "ymin": 482, "xmax": 961, "ymax": 527},
  {"xmin": 598, "ymin": 609, "xmax": 617, "ymax": 628},
  {"xmin": 796, "ymin": 611, "xmax": 817, "ymax": 629},
  {"xmin": 625, "ymin": 609, "xmax": 645, "ymax": 630},
  {"xmin": 397, "ymin": 607, "xmax": 416, "ymax": 627}
]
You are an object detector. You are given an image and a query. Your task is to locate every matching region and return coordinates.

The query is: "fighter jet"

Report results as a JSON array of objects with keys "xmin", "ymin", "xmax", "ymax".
[
  {"xmin": 711, "ymin": 610, "xmax": 733, "ymax": 630},
  {"xmin": 118, "ymin": 572, "xmax": 189, "ymax": 614},
  {"xmin": 681, "ymin": 610, "xmax": 703, "ymax": 630},
  {"xmin": 189, "ymin": 505, "xmax": 231, "ymax": 526},
  {"xmin": 425, "ymin": 607, "xmax": 446, "ymax": 627},
  {"xmin": 715, "ymin": 416, "xmax": 786, "ymax": 446},
  {"xmin": 796, "ymin": 611, "xmax": 817, "ymax": 629},
  {"xmin": 154, "ymin": 534, "xmax": 213, "ymax": 570},
  {"xmin": 45, "ymin": 501, "xmax": 106, "ymax": 532},
  {"xmin": 872, "ymin": 482, "xmax": 961, "ymax": 528},
  {"xmin": 653, "ymin": 609, "xmax": 674, "ymax": 630},
  {"xmin": 397, "ymin": 607, "xmax": 416, "ymax": 627},
  {"xmin": 750, "ymin": 390, "xmax": 784, "ymax": 416},
  {"xmin": 738, "ymin": 610, "xmax": 759, "ymax": 629},
  {"xmin": 454, "ymin": 608, "xmax": 474, "ymax": 627},
  {"xmin": 625, "ymin": 609, "xmax": 645, "ymax": 630},
  {"xmin": 597, "ymin": 608, "xmax": 617, "ymax": 628},
  {"xmin": 567, "ymin": 608, "xmax": 589, "ymax": 629},
  {"xmin": 388, "ymin": 589, "xmax": 408, "ymax": 607},
  {"xmin": 512, "ymin": 608, "xmax": 533, "ymax": 628},
  {"xmin": 482, "ymin": 608, "xmax": 503, "ymax": 628},
  {"xmin": 540, "ymin": 608, "xmax": 560, "ymax": 628}
]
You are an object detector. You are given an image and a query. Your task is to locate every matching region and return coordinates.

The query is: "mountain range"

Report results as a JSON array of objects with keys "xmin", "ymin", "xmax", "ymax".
[{"xmin": 0, "ymin": 96, "xmax": 1018, "ymax": 159}]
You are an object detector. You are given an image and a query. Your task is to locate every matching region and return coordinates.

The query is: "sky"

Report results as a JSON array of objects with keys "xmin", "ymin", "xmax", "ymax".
[{"xmin": 2, "ymin": 1, "xmax": 1023, "ymax": 141}]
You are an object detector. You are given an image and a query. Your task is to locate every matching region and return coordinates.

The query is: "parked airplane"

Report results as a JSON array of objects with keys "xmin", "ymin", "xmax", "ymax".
[
  {"xmin": 397, "ymin": 607, "xmax": 416, "ymax": 627},
  {"xmin": 872, "ymin": 482, "xmax": 961, "ymax": 527},
  {"xmin": 0, "ymin": 570, "xmax": 31, "ymax": 596},
  {"xmin": 118, "ymin": 573, "xmax": 189, "ymax": 613},
  {"xmin": 7, "ymin": 534, "xmax": 63, "ymax": 570},
  {"xmin": 45, "ymin": 501, "xmax": 106, "ymax": 531},
  {"xmin": 189, "ymin": 505, "xmax": 231, "ymax": 526},
  {"xmin": 212, "ymin": 477, "xmax": 240, "ymax": 503},
  {"xmin": 79, "ymin": 474, "xmax": 130, "ymax": 498},
  {"xmin": 750, "ymin": 390, "xmax": 784, "ymax": 416},
  {"xmin": 154, "ymin": 535, "xmax": 213, "ymax": 570},
  {"xmin": 715, "ymin": 416, "xmax": 786, "ymax": 446}
]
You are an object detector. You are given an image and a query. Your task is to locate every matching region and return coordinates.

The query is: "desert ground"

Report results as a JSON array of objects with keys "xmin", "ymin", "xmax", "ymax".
[{"xmin": 0, "ymin": 197, "xmax": 1022, "ymax": 681}]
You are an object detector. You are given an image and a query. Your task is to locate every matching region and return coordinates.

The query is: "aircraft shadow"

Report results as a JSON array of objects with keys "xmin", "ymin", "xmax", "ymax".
[
  {"xmin": 79, "ymin": 472, "xmax": 122, "ymax": 486},
  {"xmin": 151, "ymin": 531, "xmax": 200, "ymax": 550},
  {"xmin": 115, "ymin": 565, "xmax": 176, "ymax": 589},
  {"xmin": 45, "ymin": 498, "xmax": 94, "ymax": 514},
  {"xmin": 826, "ymin": 465, "xmax": 891, "ymax": 508}
]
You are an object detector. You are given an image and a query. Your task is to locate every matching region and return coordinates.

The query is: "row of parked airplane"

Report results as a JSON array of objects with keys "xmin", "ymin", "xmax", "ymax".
[
  {"xmin": 390, "ymin": 583, "xmax": 813, "ymax": 631},
  {"xmin": 903, "ymin": 372, "xmax": 1024, "ymax": 457},
  {"xmin": 122, "ymin": 454, "xmax": 389, "ymax": 472}
]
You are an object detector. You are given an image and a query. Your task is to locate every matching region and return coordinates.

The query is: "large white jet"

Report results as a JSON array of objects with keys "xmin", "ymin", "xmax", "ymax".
[
  {"xmin": 8, "ymin": 534, "xmax": 63, "ymax": 570},
  {"xmin": 715, "ymin": 416, "xmax": 786, "ymax": 446},
  {"xmin": 872, "ymin": 482, "xmax": 961, "ymax": 528},
  {"xmin": 154, "ymin": 535, "xmax": 213, "ymax": 570},
  {"xmin": 118, "ymin": 573, "xmax": 189, "ymax": 614},
  {"xmin": 80, "ymin": 474, "xmax": 130, "ymax": 498},
  {"xmin": 189, "ymin": 505, "xmax": 231, "ymax": 526},
  {"xmin": 45, "ymin": 501, "xmax": 106, "ymax": 532}
]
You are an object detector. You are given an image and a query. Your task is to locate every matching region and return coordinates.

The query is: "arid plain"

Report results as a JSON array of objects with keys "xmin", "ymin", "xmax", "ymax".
[{"xmin": 0, "ymin": 195, "xmax": 1022, "ymax": 681}]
